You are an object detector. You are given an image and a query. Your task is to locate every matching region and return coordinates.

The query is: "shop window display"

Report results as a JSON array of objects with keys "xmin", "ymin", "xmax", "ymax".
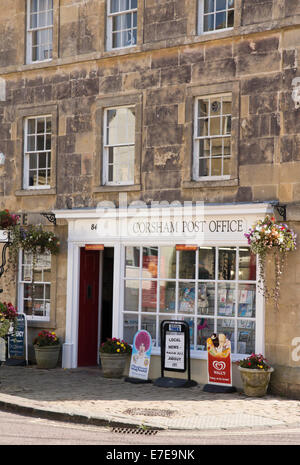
[{"xmin": 123, "ymin": 245, "xmax": 257, "ymax": 355}]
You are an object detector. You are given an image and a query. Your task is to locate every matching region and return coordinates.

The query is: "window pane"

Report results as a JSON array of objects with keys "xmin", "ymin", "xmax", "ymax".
[
  {"xmin": 178, "ymin": 250, "xmax": 195, "ymax": 279},
  {"xmin": 125, "ymin": 246, "xmax": 140, "ymax": 278},
  {"xmin": 198, "ymin": 283, "xmax": 215, "ymax": 315},
  {"xmin": 217, "ymin": 319, "xmax": 235, "ymax": 352},
  {"xmin": 160, "ymin": 247, "xmax": 176, "ymax": 279},
  {"xmin": 199, "ymin": 247, "xmax": 215, "ymax": 279},
  {"xmin": 198, "ymin": 99, "xmax": 208, "ymax": 117},
  {"xmin": 198, "ymin": 118, "xmax": 208, "ymax": 137},
  {"xmin": 30, "ymin": 13, "xmax": 38, "ymax": 28},
  {"xmin": 123, "ymin": 314, "xmax": 138, "ymax": 345},
  {"xmin": 227, "ymin": 9, "xmax": 234, "ymax": 27},
  {"xmin": 141, "ymin": 281, "xmax": 157, "ymax": 312},
  {"xmin": 141, "ymin": 314, "xmax": 156, "ymax": 347},
  {"xmin": 111, "ymin": 145, "xmax": 134, "ymax": 183},
  {"xmin": 239, "ymin": 248, "xmax": 256, "ymax": 280},
  {"xmin": 184, "ymin": 317, "xmax": 195, "ymax": 349},
  {"xmin": 223, "ymin": 157, "xmax": 230, "ymax": 175},
  {"xmin": 218, "ymin": 283, "xmax": 235, "ymax": 317},
  {"xmin": 238, "ymin": 320, "xmax": 255, "ymax": 354},
  {"xmin": 218, "ymin": 247, "xmax": 236, "ymax": 280},
  {"xmin": 178, "ymin": 283, "xmax": 195, "ymax": 314},
  {"xmin": 204, "ymin": 0, "xmax": 215, "ymax": 14},
  {"xmin": 216, "ymin": 11, "xmax": 226, "ymax": 29},
  {"xmin": 199, "ymin": 157, "xmax": 209, "ymax": 177},
  {"xmin": 197, "ymin": 317, "xmax": 214, "ymax": 350},
  {"xmin": 124, "ymin": 280, "xmax": 139, "ymax": 311},
  {"xmin": 111, "ymin": 0, "xmax": 119, "ymax": 13},
  {"xmin": 159, "ymin": 281, "xmax": 176, "ymax": 312},
  {"xmin": 107, "ymin": 108, "xmax": 135, "ymax": 145},
  {"xmin": 112, "ymin": 31, "xmax": 122, "ymax": 48},
  {"xmin": 238, "ymin": 284, "xmax": 256, "ymax": 318},
  {"xmin": 27, "ymin": 135, "xmax": 35, "ymax": 151},
  {"xmin": 29, "ymin": 154, "xmax": 37, "ymax": 169},
  {"xmin": 199, "ymin": 139, "xmax": 210, "ymax": 158},
  {"xmin": 211, "ymin": 138, "xmax": 222, "ymax": 156},
  {"xmin": 30, "ymin": 0, "xmax": 38, "ymax": 13},
  {"xmin": 142, "ymin": 247, "xmax": 158, "ymax": 278},
  {"xmin": 37, "ymin": 135, "xmax": 45, "ymax": 150},
  {"xmin": 216, "ymin": 0, "xmax": 226, "ymax": 10},
  {"xmin": 204, "ymin": 14, "xmax": 214, "ymax": 31},
  {"xmin": 211, "ymin": 157, "xmax": 222, "ymax": 176}
]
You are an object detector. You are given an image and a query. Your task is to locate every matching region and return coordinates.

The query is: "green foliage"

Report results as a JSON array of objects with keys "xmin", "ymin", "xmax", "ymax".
[
  {"xmin": 100, "ymin": 338, "xmax": 132, "ymax": 354},
  {"xmin": 33, "ymin": 330, "xmax": 60, "ymax": 347}
]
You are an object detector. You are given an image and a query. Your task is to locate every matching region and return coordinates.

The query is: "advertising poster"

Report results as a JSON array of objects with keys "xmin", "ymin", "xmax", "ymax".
[
  {"xmin": 164, "ymin": 325, "xmax": 185, "ymax": 371},
  {"xmin": 207, "ymin": 333, "xmax": 232, "ymax": 386},
  {"xmin": 129, "ymin": 330, "xmax": 152, "ymax": 381}
]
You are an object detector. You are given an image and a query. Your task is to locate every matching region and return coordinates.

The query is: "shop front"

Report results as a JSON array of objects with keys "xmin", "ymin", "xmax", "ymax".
[{"xmin": 55, "ymin": 202, "xmax": 274, "ymax": 385}]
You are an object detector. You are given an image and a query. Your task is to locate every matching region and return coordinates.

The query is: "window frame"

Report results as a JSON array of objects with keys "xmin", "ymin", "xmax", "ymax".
[
  {"xmin": 94, "ymin": 93, "xmax": 142, "ymax": 193},
  {"xmin": 103, "ymin": 105, "xmax": 136, "ymax": 186},
  {"xmin": 121, "ymin": 245, "xmax": 262, "ymax": 359},
  {"xmin": 193, "ymin": 93, "xmax": 232, "ymax": 181},
  {"xmin": 198, "ymin": 0, "xmax": 234, "ymax": 35},
  {"xmin": 18, "ymin": 250, "xmax": 52, "ymax": 322},
  {"xmin": 26, "ymin": 0, "xmax": 54, "ymax": 65},
  {"xmin": 23, "ymin": 114, "xmax": 52, "ymax": 190},
  {"xmin": 106, "ymin": 0, "xmax": 138, "ymax": 52}
]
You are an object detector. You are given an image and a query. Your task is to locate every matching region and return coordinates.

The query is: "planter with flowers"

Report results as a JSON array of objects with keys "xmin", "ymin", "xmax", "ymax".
[
  {"xmin": 33, "ymin": 330, "xmax": 61, "ymax": 369},
  {"xmin": 237, "ymin": 354, "xmax": 274, "ymax": 397},
  {"xmin": 245, "ymin": 215, "xmax": 297, "ymax": 309},
  {"xmin": 99, "ymin": 338, "xmax": 132, "ymax": 378}
]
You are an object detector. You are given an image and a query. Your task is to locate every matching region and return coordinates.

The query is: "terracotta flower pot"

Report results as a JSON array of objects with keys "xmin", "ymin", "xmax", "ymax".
[
  {"xmin": 34, "ymin": 344, "xmax": 61, "ymax": 369},
  {"xmin": 238, "ymin": 366, "xmax": 274, "ymax": 397},
  {"xmin": 100, "ymin": 352, "xmax": 129, "ymax": 378}
]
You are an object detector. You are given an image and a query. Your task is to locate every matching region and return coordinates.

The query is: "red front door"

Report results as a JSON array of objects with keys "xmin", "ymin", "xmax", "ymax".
[{"xmin": 78, "ymin": 248, "xmax": 100, "ymax": 366}]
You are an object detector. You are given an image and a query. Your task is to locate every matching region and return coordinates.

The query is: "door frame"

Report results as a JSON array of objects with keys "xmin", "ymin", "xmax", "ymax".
[{"xmin": 62, "ymin": 241, "xmax": 120, "ymax": 369}]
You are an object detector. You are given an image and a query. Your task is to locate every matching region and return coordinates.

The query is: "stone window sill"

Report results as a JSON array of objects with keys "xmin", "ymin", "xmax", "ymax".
[
  {"xmin": 15, "ymin": 188, "xmax": 56, "ymax": 196},
  {"xmin": 182, "ymin": 178, "xmax": 239, "ymax": 189},
  {"xmin": 93, "ymin": 184, "xmax": 141, "ymax": 193}
]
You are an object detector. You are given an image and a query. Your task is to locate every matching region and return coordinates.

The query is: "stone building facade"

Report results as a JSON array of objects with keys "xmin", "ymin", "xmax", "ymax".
[{"xmin": 0, "ymin": 0, "xmax": 300, "ymax": 397}]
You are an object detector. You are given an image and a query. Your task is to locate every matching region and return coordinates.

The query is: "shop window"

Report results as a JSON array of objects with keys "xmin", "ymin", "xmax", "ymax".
[
  {"xmin": 23, "ymin": 115, "xmax": 52, "ymax": 189},
  {"xmin": 103, "ymin": 106, "xmax": 135, "ymax": 185},
  {"xmin": 18, "ymin": 251, "xmax": 51, "ymax": 321},
  {"xmin": 26, "ymin": 0, "xmax": 53, "ymax": 64},
  {"xmin": 194, "ymin": 94, "xmax": 232, "ymax": 180},
  {"xmin": 122, "ymin": 245, "xmax": 258, "ymax": 356},
  {"xmin": 106, "ymin": 0, "xmax": 137, "ymax": 51},
  {"xmin": 198, "ymin": 0, "xmax": 234, "ymax": 34}
]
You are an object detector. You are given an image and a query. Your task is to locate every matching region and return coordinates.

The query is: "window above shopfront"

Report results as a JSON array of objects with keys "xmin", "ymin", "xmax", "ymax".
[
  {"xmin": 194, "ymin": 94, "xmax": 232, "ymax": 180},
  {"xmin": 26, "ymin": 0, "xmax": 53, "ymax": 64},
  {"xmin": 122, "ymin": 245, "xmax": 258, "ymax": 357},
  {"xmin": 18, "ymin": 251, "xmax": 51, "ymax": 321},
  {"xmin": 198, "ymin": 0, "xmax": 234, "ymax": 34},
  {"xmin": 106, "ymin": 0, "xmax": 137, "ymax": 51}
]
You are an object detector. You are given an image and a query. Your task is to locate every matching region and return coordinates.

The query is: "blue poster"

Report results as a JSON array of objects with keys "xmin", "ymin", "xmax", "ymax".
[{"xmin": 129, "ymin": 330, "xmax": 152, "ymax": 380}]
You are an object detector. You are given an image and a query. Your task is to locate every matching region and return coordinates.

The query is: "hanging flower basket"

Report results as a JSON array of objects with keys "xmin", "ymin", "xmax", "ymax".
[
  {"xmin": 0, "ymin": 302, "xmax": 17, "ymax": 337},
  {"xmin": 245, "ymin": 215, "xmax": 297, "ymax": 308},
  {"xmin": 0, "ymin": 209, "xmax": 19, "ymax": 230}
]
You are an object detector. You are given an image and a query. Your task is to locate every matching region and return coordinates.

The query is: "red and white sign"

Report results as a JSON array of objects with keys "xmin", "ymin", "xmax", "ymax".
[{"xmin": 207, "ymin": 335, "xmax": 232, "ymax": 386}]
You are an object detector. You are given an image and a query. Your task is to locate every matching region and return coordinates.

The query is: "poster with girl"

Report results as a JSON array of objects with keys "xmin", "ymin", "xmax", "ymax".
[{"xmin": 129, "ymin": 330, "xmax": 152, "ymax": 381}]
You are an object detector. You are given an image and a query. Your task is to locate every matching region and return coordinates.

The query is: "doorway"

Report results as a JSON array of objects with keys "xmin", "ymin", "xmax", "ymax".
[
  {"xmin": 100, "ymin": 247, "xmax": 114, "ymax": 346},
  {"xmin": 77, "ymin": 247, "xmax": 114, "ymax": 366}
]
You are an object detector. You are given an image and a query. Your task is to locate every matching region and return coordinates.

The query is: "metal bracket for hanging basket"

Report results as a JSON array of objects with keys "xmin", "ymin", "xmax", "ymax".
[
  {"xmin": 40, "ymin": 213, "xmax": 56, "ymax": 225},
  {"xmin": 0, "ymin": 230, "xmax": 11, "ymax": 282},
  {"xmin": 274, "ymin": 204, "xmax": 287, "ymax": 221}
]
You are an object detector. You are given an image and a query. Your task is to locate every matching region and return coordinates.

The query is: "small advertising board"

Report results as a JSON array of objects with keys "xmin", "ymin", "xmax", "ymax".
[
  {"xmin": 203, "ymin": 333, "xmax": 236, "ymax": 393},
  {"xmin": 154, "ymin": 320, "xmax": 197, "ymax": 388},
  {"xmin": 127, "ymin": 330, "xmax": 152, "ymax": 383},
  {"xmin": 6, "ymin": 314, "xmax": 28, "ymax": 366}
]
